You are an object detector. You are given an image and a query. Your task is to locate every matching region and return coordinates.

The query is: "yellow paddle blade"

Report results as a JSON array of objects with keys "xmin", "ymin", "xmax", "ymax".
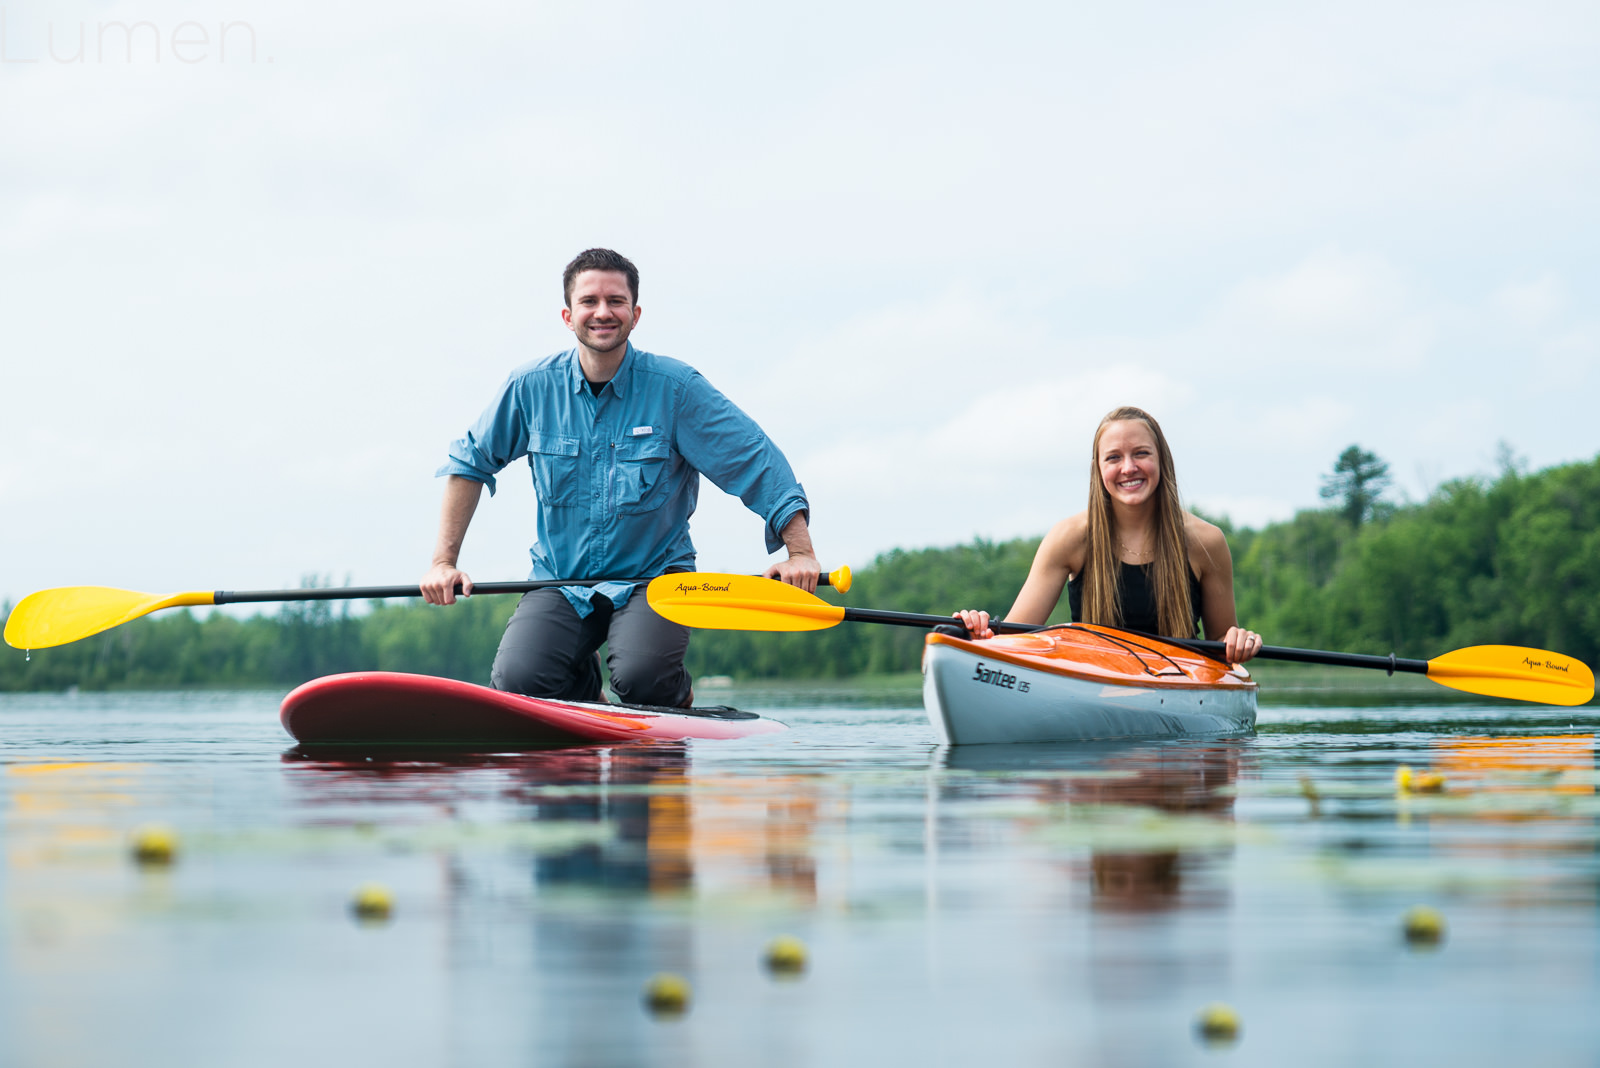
[
  {"xmin": 1426, "ymin": 645, "xmax": 1595, "ymax": 706},
  {"xmin": 646, "ymin": 574, "xmax": 845, "ymax": 632},
  {"xmin": 4, "ymin": 587, "xmax": 216, "ymax": 650}
]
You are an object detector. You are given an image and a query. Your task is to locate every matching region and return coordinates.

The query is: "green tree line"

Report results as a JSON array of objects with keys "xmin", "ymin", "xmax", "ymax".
[{"xmin": 4, "ymin": 452, "xmax": 1598, "ymax": 692}]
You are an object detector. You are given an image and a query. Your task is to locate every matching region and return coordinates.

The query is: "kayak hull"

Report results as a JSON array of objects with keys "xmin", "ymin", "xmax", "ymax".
[
  {"xmin": 922, "ymin": 625, "xmax": 1257, "ymax": 745},
  {"xmin": 280, "ymin": 671, "xmax": 786, "ymax": 746}
]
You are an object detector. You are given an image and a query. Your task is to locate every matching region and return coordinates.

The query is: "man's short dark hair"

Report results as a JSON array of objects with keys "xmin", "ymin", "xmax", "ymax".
[{"xmin": 563, "ymin": 248, "xmax": 639, "ymax": 307}]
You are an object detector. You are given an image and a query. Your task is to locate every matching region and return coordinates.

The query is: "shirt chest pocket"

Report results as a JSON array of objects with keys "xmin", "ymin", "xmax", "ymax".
[
  {"xmin": 612, "ymin": 437, "xmax": 674, "ymax": 514},
  {"xmin": 528, "ymin": 434, "xmax": 581, "ymax": 506}
]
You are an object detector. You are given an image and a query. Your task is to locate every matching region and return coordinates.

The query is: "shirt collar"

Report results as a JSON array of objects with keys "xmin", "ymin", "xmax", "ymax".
[
  {"xmin": 567, "ymin": 343, "xmax": 635, "ymax": 398},
  {"xmin": 608, "ymin": 343, "xmax": 634, "ymax": 398}
]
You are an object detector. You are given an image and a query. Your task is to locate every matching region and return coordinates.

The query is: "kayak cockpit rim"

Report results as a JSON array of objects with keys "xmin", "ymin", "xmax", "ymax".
[{"xmin": 923, "ymin": 624, "xmax": 1256, "ymax": 692}]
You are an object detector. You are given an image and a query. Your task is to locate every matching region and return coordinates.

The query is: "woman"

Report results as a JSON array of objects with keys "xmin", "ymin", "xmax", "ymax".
[{"xmin": 956, "ymin": 406, "xmax": 1262, "ymax": 664}]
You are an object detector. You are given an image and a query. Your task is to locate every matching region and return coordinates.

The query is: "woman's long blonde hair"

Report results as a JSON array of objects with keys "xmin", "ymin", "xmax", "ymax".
[{"xmin": 1081, "ymin": 406, "xmax": 1197, "ymax": 637}]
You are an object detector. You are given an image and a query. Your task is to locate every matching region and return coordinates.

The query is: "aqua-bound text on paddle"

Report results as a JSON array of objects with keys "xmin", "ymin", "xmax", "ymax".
[{"xmin": 675, "ymin": 581, "xmax": 732, "ymax": 594}]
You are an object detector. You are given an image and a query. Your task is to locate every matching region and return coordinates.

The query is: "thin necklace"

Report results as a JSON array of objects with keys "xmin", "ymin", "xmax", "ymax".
[{"xmin": 1119, "ymin": 538, "xmax": 1154, "ymax": 559}]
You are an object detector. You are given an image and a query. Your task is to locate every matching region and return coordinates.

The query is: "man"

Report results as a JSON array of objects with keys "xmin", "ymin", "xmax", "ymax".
[{"xmin": 420, "ymin": 248, "xmax": 821, "ymax": 707}]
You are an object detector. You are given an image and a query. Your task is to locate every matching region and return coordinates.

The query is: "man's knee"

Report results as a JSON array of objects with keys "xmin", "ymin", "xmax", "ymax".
[
  {"xmin": 491, "ymin": 652, "xmax": 552, "ymax": 697},
  {"xmin": 606, "ymin": 600, "xmax": 690, "ymax": 706},
  {"xmin": 492, "ymin": 647, "xmax": 601, "ymax": 700},
  {"xmin": 490, "ymin": 589, "xmax": 606, "ymax": 700},
  {"xmin": 608, "ymin": 654, "xmax": 691, "ymax": 708}
]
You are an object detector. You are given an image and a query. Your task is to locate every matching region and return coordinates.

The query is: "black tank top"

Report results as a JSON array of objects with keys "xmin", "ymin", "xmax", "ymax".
[{"xmin": 1066, "ymin": 561, "xmax": 1204, "ymax": 636}]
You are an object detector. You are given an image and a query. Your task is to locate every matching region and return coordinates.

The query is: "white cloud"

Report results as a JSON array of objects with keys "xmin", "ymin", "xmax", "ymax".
[
  {"xmin": 1250, "ymin": 398, "xmax": 1357, "ymax": 448},
  {"xmin": 1227, "ymin": 252, "xmax": 1407, "ymax": 335},
  {"xmin": 1532, "ymin": 325, "xmax": 1600, "ymax": 383},
  {"xmin": 1211, "ymin": 250, "xmax": 1439, "ymax": 371},
  {"xmin": 1189, "ymin": 495, "xmax": 1294, "ymax": 530},
  {"xmin": 1492, "ymin": 274, "xmax": 1566, "ymax": 328}
]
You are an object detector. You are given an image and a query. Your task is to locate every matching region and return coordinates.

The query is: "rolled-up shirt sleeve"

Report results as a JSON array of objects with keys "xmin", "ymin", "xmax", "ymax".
[
  {"xmin": 673, "ymin": 372, "xmax": 809, "ymax": 553},
  {"xmin": 435, "ymin": 375, "xmax": 531, "ymax": 497}
]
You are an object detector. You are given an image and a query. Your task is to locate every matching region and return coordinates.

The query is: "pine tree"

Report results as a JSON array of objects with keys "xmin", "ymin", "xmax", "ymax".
[{"xmin": 1319, "ymin": 445, "xmax": 1392, "ymax": 526}]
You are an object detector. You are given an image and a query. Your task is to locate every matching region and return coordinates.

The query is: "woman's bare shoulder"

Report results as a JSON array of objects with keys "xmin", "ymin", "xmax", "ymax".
[
  {"xmin": 1039, "ymin": 512, "xmax": 1090, "ymax": 570},
  {"xmin": 1183, "ymin": 511, "xmax": 1232, "ymax": 571},
  {"xmin": 1049, "ymin": 511, "xmax": 1088, "ymax": 537},
  {"xmin": 1183, "ymin": 509, "xmax": 1223, "ymax": 538}
]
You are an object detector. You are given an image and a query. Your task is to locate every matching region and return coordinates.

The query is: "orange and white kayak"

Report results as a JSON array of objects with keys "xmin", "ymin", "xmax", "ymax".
[{"xmin": 922, "ymin": 625, "xmax": 1257, "ymax": 745}]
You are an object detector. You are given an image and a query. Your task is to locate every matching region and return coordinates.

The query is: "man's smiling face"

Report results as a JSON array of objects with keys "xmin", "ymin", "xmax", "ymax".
[{"xmin": 562, "ymin": 269, "xmax": 640, "ymax": 355}]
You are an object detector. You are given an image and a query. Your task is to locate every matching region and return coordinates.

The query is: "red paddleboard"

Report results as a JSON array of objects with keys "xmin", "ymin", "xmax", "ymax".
[{"xmin": 280, "ymin": 671, "xmax": 786, "ymax": 746}]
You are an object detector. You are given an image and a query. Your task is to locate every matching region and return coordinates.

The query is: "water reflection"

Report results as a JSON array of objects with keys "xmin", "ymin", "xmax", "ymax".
[
  {"xmin": 282, "ymin": 743, "xmax": 829, "ymax": 905},
  {"xmin": 945, "ymin": 741, "xmax": 1243, "ymax": 913},
  {"xmin": 4, "ymin": 761, "xmax": 145, "ymax": 868},
  {"xmin": 279, "ymin": 738, "xmax": 1250, "ymax": 920},
  {"xmin": 1430, "ymin": 733, "xmax": 1596, "ymax": 796},
  {"xmin": 1, "ymin": 756, "xmax": 181, "ymax": 1066},
  {"xmin": 278, "ymin": 742, "xmax": 842, "ymax": 1063},
  {"xmin": 1083, "ymin": 746, "xmax": 1237, "ymax": 913},
  {"xmin": 1413, "ymin": 733, "xmax": 1600, "ymax": 909}
]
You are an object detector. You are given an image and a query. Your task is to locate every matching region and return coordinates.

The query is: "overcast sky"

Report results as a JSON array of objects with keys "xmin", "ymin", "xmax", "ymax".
[{"xmin": 2, "ymin": 0, "xmax": 1597, "ymax": 607}]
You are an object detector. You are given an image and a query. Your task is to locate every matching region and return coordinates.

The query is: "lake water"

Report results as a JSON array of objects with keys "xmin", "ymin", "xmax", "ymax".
[{"xmin": 3, "ymin": 670, "xmax": 1598, "ymax": 1066}]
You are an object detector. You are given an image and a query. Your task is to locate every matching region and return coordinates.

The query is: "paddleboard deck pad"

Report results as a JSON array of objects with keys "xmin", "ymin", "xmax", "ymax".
[{"xmin": 280, "ymin": 671, "xmax": 786, "ymax": 746}]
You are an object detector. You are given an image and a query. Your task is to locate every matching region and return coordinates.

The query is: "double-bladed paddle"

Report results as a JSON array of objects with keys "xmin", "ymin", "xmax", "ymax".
[
  {"xmin": 3, "ymin": 567, "xmax": 854, "ymax": 650},
  {"xmin": 645, "ymin": 573, "xmax": 1595, "ymax": 707}
]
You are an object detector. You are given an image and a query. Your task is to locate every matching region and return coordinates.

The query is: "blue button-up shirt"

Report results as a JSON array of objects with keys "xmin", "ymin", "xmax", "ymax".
[{"xmin": 437, "ymin": 344, "xmax": 809, "ymax": 616}]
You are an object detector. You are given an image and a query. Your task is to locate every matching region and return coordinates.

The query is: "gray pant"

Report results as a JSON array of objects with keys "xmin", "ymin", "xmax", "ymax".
[{"xmin": 489, "ymin": 588, "xmax": 693, "ymax": 707}]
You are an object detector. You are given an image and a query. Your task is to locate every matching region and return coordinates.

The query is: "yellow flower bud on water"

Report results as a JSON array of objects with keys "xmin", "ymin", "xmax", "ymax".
[
  {"xmin": 132, "ymin": 825, "xmax": 178, "ymax": 866},
  {"xmin": 1195, "ymin": 1002, "xmax": 1241, "ymax": 1045},
  {"xmin": 1403, "ymin": 905, "xmax": 1446, "ymax": 947},
  {"xmin": 1395, "ymin": 766, "xmax": 1445, "ymax": 794},
  {"xmin": 351, "ymin": 882, "xmax": 394, "ymax": 922},
  {"xmin": 764, "ymin": 935, "xmax": 808, "ymax": 975},
  {"xmin": 644, "ymin": 973, "xmax": 691, "ymax": 1017}
]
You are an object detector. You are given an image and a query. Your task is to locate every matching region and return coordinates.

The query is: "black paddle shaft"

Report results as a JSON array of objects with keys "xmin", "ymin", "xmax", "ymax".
[
  {"xmin": 835, "ymin": 607, "xmax": 1429, "ymax": 675},
  {"xmin": 840, "ymin": 606, "xmax": 1044, "ymax": 634},
  {"xmin": 216, "ymin": 573, "xmax": 841, "ymax": 606},
  {"xmin": 1162, "ymin": 636, "xmax": 1429, "ymax": 675}
]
